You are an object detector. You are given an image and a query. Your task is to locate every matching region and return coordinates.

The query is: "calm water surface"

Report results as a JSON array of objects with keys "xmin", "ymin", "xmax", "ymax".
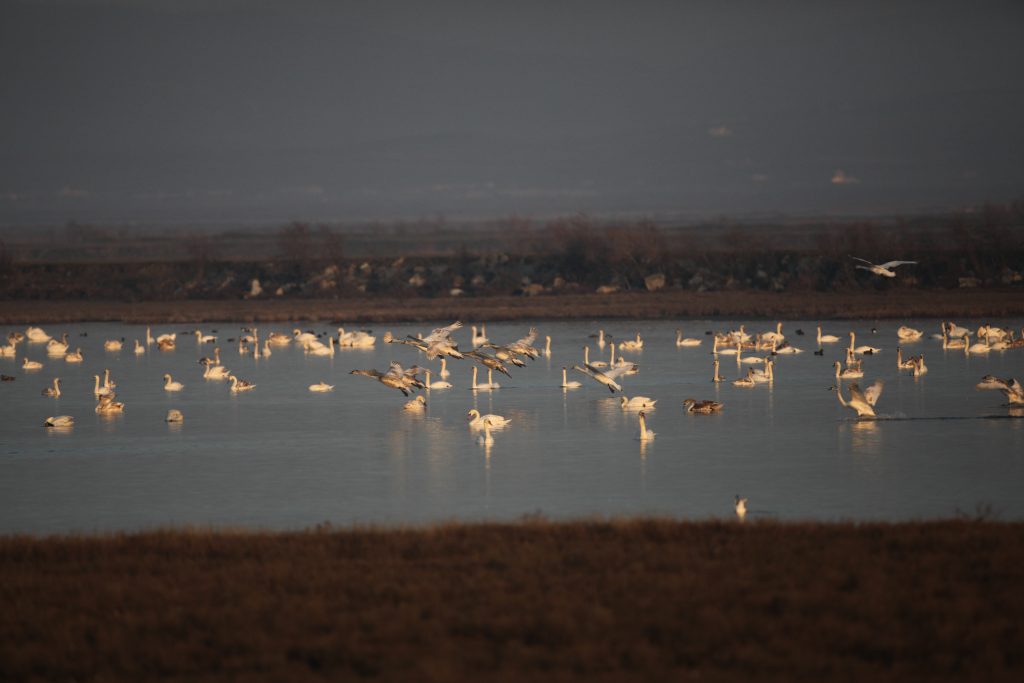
[{"xmin": 2, "ymin": 319, "xmax": 1023, "ymax": 533}]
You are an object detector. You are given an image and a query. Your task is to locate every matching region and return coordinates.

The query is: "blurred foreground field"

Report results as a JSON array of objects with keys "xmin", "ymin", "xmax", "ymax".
[{"xmin": 2, "ymin": 519, "xmax": 1022, "ymax": 682}]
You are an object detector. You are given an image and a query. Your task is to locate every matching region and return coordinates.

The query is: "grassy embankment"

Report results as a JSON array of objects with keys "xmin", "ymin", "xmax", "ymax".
[{"xmin": 2, "ymin": 519, "xmax": 1023, "ymax": 681}]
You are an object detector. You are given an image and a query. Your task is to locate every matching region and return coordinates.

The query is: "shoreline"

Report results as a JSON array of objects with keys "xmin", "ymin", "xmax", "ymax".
[
  {"xmin": 2, "ymin": 519, "xmax": 1021, "ymax": 682},
  {"xmin": 2, "ymin": 289, "xmax": 1023, "ymax": 324}
]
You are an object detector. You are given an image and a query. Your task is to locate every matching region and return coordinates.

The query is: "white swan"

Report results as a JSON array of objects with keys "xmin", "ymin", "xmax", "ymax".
[
  {"xmin": 850, "ymin": 256, "xmax": 917, "ymax": 277},
  {"xmin": 104, "ymin": 368, "xmax": 116, "ymax": 391},
  {"xmin": 439, "ymin": 357, "xmax": 450, "ymax": 379},
  {"xmin": 712, "ymin": 337, "xmax": 739, "ymax": 356},
  {"xmin": 467, "ymin": 408, "xmax": 510, "ymax": 430},
  {"xmin": 228, "ymin": 375, "xmax": 256, "ymax": 393},
  {"xmin": 146, "ymin": 326, "xmax": 154, "ymax": 346},
  {"xmin": 735, "ymin": 496, "xmax": 747, "ymax": 520},
  {"xmin": 26, "ymin": 327, "xmax": 52, "ymax": 343},
  {"xmin": 293, "ymin": 328, "xmax": 318, "ymax": 345},
  {"xmin": 544, "ymin": 336, "xmax": 552, "ymax": 357},
  {"xmin": 104, "ymin": 339, "xmax": 123, "ymax": 352},
  {"xmin": 308, "ymin": 336, "xmax": 336, "ymax": 357},
  {"xmin": 560, "ymin": 367, "xmax": 582, "ymax": 389},
  {"xmin": 337, "ymin": 327, "xmax": 376, "ymax": 347},
  {"xmin": 618, "ymin": 333, "xmax": 643, "ymax": 351},
  {"xmin": 133, "ymin": 339, "xmax": 145, "ymax": 355},
  {"xmin": 636, "ymin": 411, "xmax": 655, "ymax": 441},
  {"xmin": 761, "ymin": 321, "xmax": 785, "ymax": 344},
  {"xmin": 583, "ymin": 346, "xmax": 607, "ymax": 369},
  {"xmin": 833, "ymin": 382, "xmax": 881, "ymax": 418},
  {"xmin": 163, "ymin": 373, "xmax": 185, "ymax": 392},
  {"xmin": 675, "ymin": 328, "xmax": 702, "ymax": 347},
  {"xmin": 404, "ymin": 395, "xmax": 427, "ymax": 412},
  {"xmin": 165, "ymin": 409, "xmax": 184, "ymax": 423},
  {"xmin": 202, "ymin": 360, "xmax": 231, "ymax": 380},
  {"xmin": 732, "ymin": 371, "xmax": 756, "ymax": 388},
  {"xmin": 471, "ymin": 325, "xmax": 488, "ymax": 348},
  {"xmin": 46, "ymin": 333, "xmax": 69, "ymax": 355},
  {"xmin": 309, "ymin": 381, "xmax": 334, "ymax": 392},
  {"xmin": 620, "ymin": 395, "xmax": 656, "ymax": 410},
  {"xmin": 0, "ymin": 340, "xmax": 17, "ymax": 357},
  {"xmin": 470, "ymin": 366, "xmax": 493, "ymax": 392},
  {"xmin": 95, "ymin": 394, "xmax": 125, "ymax": 414},
  {"xmin": 897, "ymin": 326, "xmax": 923, "ymax": 341},
  {"xmin": 64, "ymin": 348, "xmax": 84, "ymax": 363},
  {"xmin": 267, "ymin": 332, "xmax": 291, "ymax": 346},
  {"xmin": 22, "ymin": 357, "xmax": 43, "ymax": 370},
  {"xmin": 93, "ymin": 374, "xmax": 112, "ymax": 397},
  {"xmin": 896, "ymin": 346, "xmax": 916, "ymax": 370},
  {"xmin": 817, "ymin": 324, "xmax": 840, "ymax": 344},
  {"xmin": 912, "ymin": 355, "xmax": 928, "ymax": 377},
  {"xmin": 595, "ymin": 329, "xmax": 607, "ymax": 349},
  {"xmin": 712, "ymin": 359, "xmax": 724, "ymax": 383},
  {"xmin": 44, "ymin": 415, "xmax": 74, "ymax": 428},
  {"xmin": 157, "ymin": 337, "xmax": 176, "ymax": 351},
  {"xmin": 42, "ymin": 377, "xmax": 61, "ymax": 397},
  {"xmin": 572, "ymin": 363, "xmax": 625, "ymax": 393},
  {"xmin": 749, "ymin": 360, "xmax": 774, "ymax": 383},
  {"xmin": 424, "ymin": 369, "xmax": 452, "ymax": 390},
  {"xmin": 848, "ymin": 332, "xmax": 881, "ymax": 355},
  {"xmin": 967, "ymin": 337, "xmax": 991, "ymax": 355},
  {"xmin": 194, "ymin": 330, "xmax": 217, "ymax": 344},
  {"xmin": 834, "ymin": 361, "xmax": 863, "ymax": 380},
  {"xmin": 477, "ymin": 422, "xmax": 495, "ymax": 445}
]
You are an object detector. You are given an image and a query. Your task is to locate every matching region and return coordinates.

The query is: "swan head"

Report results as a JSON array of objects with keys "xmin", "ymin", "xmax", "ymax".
[
  {"xmin": 467, "ymin": 409, "xmax": 480, "ymax": 420},
  {"xmin": 683, "ymin": 399, "xmax": 695, "ymax": 409}
]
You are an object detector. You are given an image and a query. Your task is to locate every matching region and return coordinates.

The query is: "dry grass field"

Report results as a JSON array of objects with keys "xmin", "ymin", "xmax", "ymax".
[{"xmin": 2, "ymin": 519, "xmax": 1023, "ymax": 682}]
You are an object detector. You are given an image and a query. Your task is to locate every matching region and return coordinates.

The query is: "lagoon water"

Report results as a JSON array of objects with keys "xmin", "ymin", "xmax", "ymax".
[{"xmin": 2, "ymin": 319, "xmax": 1023, "ymax": 534}]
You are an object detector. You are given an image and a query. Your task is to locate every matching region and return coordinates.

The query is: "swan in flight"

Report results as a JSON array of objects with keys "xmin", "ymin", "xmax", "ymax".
[
  {"xmin": 163, "ymin": 373, "xmax": 185, "ymax": 392},
  {"xmin": 404, "ymin": 395, "xmax": 427, "ymax": 412},
  {"xmin": 850, "ymin": 256, "xmax": 917, "ymax": 277},
  {"xmin": 64, "ymin": 348, "xmax": 84, "ymax": 363},
  {"xmin": 834, "ymin": 361, "xmax": 863, "ymax": 380},
  {"xmin": 683, "ymin": 398, "xmax": 723, "ymax": 414},
  {"xmin": 817, "ymin": 324, "xmax": 840, "ymax": 344},
  {"xmin": 26, "ymin": 327, "xmax": 52, "ymax": 343},
  {"xmin": 735, "ymin": 496, "xmax": 747, "ymax": 520},
  {"xmin": 618, "ymin": 333, "xmax": 644, "ymax": 352},
  {"xmin": 350, "ymin": 363, "xmax": 423, "ymax": 396},
  {"xmin": 104, "ymin": 339, "xmax": 123, "ymax": 352},
  {"xmin": 572, "ymin": 363, "xmax": 632, "ymax": 393},
  {"xmin": 228, "ymin": 375, "xmax": 256, "ymax": 393},
  {"xmin": 42, "ymin": 377, "xmax": 61, "ymax": 397},
  {"xmin": 620, "ymin": 395, "xmax": 657, "ymax": 410},
  {"xmin": 424, "ymin": 369, "xmax": 452, "ymax": 390},
  {"xmin": 675, "ymin": 329, "xmax": 702, "ymax": 347},
  {"xmin": 165, "ymin": 409, "xmax": 184, "ymax": 423},
  {"xmin": 897, "ymin": 326, "xmax": 923, "ymax": 341},
  {"xmin": 560, "ymin": 367, "xmax": 582, "ymax": 389},
  {"xmin": 44, "ymin": 415, "xmax": 74, "ymax": 428},
  {"xmin": 832, "ymin": 381, "xmax": 883, "ymax": 418},
  {"xmin": 22, "ymin": 357, "xmax": 43, "ymax": 370},
  {"xmin": 467, "ymin": 409, "xmax": 510, "ymax": 430},
  {"xmin": 308, "ymin": 381, "xmax": 334, "ymax": 392},
  {"xmin": 464, "ymin": 350, "xmax": 512, "ymax": 377},
  {"xmin": 636, "ymin": 411, "xmax": 655, "ymax": 441}
]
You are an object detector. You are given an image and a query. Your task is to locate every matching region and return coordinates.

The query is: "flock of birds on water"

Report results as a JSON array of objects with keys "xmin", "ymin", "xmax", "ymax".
[
  {"xmin": 5, "ymin": 308, "xmax": 1024, "ymax": 517},
  {"xmin": 4, "ymin": 254, "xmax": 1023, "ymax": 519}
]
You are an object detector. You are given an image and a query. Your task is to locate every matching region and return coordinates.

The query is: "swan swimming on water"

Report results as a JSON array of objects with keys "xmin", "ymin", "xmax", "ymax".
[
  {"xmin": 425, "ymin": 369, "xmax": 452, "ymax": 390},
  {"xmin": 636, "ymin": 411, "xmax": 655, "ymax": 441},
  {"xmin": 42, "ymin": 377, "xmax": 61, "ymax": 397},
  {"xmin": 165, "ymin": 409, "xmax": 184, "ymax": 423},
  {"xmin": 64, "ymin": 348, "xmax": 84, "ymax": 363},
  {"xmin": 228, "ymin": 375, "xmax": 256, "ymax": 393},
  {"xmin": 26, "ymin": 327, "xmax": 52, "ymax": 343},
  {"xmin": 404, "ymin": 395, "xmax": 427, "ymax": 412},
  {"xmin": 467, "ymin": 409, "xmax": 510, "ymax": 430},
  {"xmin": 163, "ymin": 373, "xmax": 185, "ymax": 392},
  {"xmin": 834, "ymin": 361, "xmax": 863, "ymax": 380},
  {"xmin": 44, "ymin": 415, "xmax": 74, "ymax": 428},
  {"xmin": 735, "ymin": 496, "xmax": 747, "ymax": 520},
  {"xmin": 22, "ymin": 357, "xmax": 43, "ymax": 370},
  {"xmin": 308, "ymin": 381, "xmax": 334, "ymax": 392},
  {"xmin": 675, "ymin": 328, "xmax": 702, "ymax": 347},
  {"xmin": 683, "ymin": 398, "xmax": 723, "ymax": 414},
  {"xmin": 817, "ymin": 324, "xmax": 840, "ymax": 345},
  {"xmin": 620, "ymin": 395, "xmax": 657, "ymax": 410},
  {"xmin": 560, "ymin": 367, "xmax": 582, "ymax": 389}
]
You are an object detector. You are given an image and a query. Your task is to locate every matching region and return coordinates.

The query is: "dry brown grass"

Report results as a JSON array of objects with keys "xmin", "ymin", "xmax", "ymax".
[
  {"xmin": 2, "ymin": 519, "xmax": 1023, "ymax": 682},
  {"xmin": 1, "ymin": 288, "xmax": 1022, "ymax": 325}
]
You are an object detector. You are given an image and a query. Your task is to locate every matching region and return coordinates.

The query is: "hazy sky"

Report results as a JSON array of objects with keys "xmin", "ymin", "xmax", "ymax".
[{"xmin": 1, "ymin": 0, "xmax": 1022, "ymax": 224}]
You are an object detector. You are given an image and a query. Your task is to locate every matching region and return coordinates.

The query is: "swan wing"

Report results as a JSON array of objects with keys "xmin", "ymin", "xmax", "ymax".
[
  {"xmin": 879, "ymin": 260, "xmax": 916, "ymax": 269},
  {"xmin": 862, "ymin": 380, "xmax": 885, "ymax": 406},
  {"xmin": 514, "ymin": 327, "xmax": 538, "ymax": 347},
  {"xmin": 849, "ymin": 256, "xmax": 875, "ymax": 266},
  {"xmin": 603, "ymin": 364, "xmax": 637, "ymax": 380},
  {"xmin": 423, "ymin": 321, "xmax": 462, "ymax": 343}
]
